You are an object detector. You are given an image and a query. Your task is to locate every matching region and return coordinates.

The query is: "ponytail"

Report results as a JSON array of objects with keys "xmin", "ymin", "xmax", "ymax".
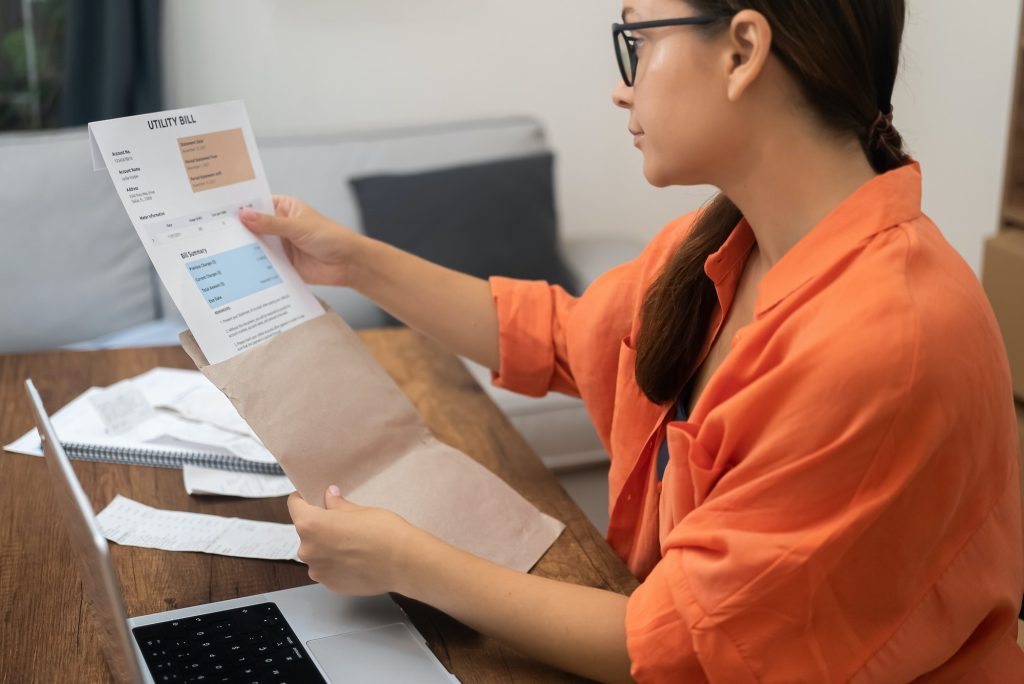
[{"xmin": 635, "ymin": 195, "xmax": 741, "ymax": 404}]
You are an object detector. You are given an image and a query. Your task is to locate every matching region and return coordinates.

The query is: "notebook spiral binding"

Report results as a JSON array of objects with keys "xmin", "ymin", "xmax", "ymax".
[{"xmin": 61, "ymin": 441, "xmax": 286, "ymax": 476}]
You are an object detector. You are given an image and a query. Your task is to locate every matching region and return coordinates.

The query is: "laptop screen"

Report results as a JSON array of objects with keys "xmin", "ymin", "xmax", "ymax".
[{"xmin": 25, "ymin": 379, "xmax": 145, "ymax": 683}]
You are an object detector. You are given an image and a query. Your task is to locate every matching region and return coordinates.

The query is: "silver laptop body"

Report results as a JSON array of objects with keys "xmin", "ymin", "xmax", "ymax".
[{"xmin": 25, "ymin": 378, "xmax": 455, "ymax": 683}]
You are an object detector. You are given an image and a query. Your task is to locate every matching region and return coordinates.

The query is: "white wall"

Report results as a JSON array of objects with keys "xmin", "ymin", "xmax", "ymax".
[
  {"xmin": 163, "ymin": 0, "xmax": 1021, "ymax": 272},
  {"xmin": 895, "ymin": 0, "xmax": 1021, "ymax": 272}
]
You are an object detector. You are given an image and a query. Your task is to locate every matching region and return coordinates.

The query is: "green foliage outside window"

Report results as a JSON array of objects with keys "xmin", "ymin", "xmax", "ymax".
[{"xmin": 0, "ymin": 0, "xmax": 66, "ymax": 130}]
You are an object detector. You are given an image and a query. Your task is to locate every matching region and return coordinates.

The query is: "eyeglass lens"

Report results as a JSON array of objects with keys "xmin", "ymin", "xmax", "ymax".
[{"xmin": 616, "ymin": 31, "xmax": 636, "ymax": 85}]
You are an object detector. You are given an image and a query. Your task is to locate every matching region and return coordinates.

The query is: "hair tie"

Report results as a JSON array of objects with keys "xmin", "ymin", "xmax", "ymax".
[{"xmin": 868, "ymin": 107, "xmax": 899, "ymax": 149}]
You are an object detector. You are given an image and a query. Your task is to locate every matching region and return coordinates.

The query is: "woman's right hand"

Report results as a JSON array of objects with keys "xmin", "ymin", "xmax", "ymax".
[
  {"xmin": 239, "ymin": 195, "xmax": 365, "ymax": 287},
  {"xmin": 242, "ymin": 194, "xmax": 500, "ymax": 370}
]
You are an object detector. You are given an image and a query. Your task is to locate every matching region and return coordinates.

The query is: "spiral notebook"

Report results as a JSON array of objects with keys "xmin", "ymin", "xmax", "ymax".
[
  {"xmin": 57, "ymin": 441, "xmax": 285, "ymax": 475},
  {"xmin": 5, "ymin": 373, "xmax": 285, "ymax": 477}
]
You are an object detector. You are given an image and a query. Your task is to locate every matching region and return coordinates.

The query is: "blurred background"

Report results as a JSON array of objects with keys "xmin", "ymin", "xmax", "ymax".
[{"xmin": 1, "ymin": 0, "xmax": 1021, "ymax": 271}]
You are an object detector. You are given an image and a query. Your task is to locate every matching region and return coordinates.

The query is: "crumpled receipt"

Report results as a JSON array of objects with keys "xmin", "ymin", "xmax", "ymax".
[
  {"xmin": 96, "ymin": 495, "xmax": 301, "ymax": 562},
  {"xmin": 183, "ymin": 465, "xmax": 295, "ymax": 498}
]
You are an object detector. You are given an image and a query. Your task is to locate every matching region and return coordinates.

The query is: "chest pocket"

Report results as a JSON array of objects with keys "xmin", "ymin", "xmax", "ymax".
[{"xmin": 659, "ymin": 421, "xmax": 716, "ymax": 538}]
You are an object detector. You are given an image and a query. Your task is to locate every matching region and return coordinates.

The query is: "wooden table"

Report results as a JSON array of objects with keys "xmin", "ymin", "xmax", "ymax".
[{"xmin": 0, "ymin": 329, "xmax": 638, "ymax": 683}]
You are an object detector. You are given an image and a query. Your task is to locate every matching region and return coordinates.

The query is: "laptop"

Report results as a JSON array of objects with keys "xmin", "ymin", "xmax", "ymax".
[{"xmin": 25, "ymin": 379, "xmax": 457, "ymax": 684}]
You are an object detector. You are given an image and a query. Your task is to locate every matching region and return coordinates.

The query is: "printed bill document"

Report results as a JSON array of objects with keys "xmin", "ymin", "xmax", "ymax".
[{"xmin": 88, "ymin": 101, "xmax": 323, "ymax": 363}]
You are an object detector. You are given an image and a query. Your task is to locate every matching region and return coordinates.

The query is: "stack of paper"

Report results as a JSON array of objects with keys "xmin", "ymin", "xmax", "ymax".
[{"xmin": 5, "ymin": 367, "xmax": 294, "ymax": 498}]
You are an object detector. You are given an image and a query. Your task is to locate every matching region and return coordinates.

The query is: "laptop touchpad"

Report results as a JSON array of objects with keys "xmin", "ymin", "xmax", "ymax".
[{"xmin": 307, "ymin": 622, "xmax": 453, "ymax": 682}]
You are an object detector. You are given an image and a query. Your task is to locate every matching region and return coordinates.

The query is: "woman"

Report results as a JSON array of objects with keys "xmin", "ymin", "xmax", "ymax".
[{"xmin": 240, "ymin": 1, "xmax": 1024, "ymax": 681}]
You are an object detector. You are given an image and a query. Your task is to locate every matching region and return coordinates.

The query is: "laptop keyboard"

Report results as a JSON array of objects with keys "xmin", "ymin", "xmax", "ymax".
[{"xmin": 132, "ymin": 602, "xmax": 326, "ymax": 683}]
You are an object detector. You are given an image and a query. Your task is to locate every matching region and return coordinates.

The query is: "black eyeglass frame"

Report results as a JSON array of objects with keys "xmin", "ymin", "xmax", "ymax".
[{"xmin": 613, "ymin": 17, "xmax": 722, "ymax": 86}]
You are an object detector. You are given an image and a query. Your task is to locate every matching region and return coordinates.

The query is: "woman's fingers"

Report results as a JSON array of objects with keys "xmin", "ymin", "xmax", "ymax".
[
  {"xmin": 287, "ymin": 489, "xmax": 419, "ymax": 595},
  {"xmin": 237, "ymin": 196, "xmax": 359, "ymax": 288},
  {"xmin": 271, "ymin": 195, "xmax": 306, "ymax": 219},
  {"xmin": 288, "ymin": 489, "xmax": 358, "ymax": 534},
  {"xmin": 324, "ymin": 485, "xmax": 359, "ymax": 512},
  {"xmin": 287, "ymin": 490, "xmax": 316, "ymax": 526},
  {"xmin": 239, "ymin": 207, "xmax": 298, "ymax": 239}
]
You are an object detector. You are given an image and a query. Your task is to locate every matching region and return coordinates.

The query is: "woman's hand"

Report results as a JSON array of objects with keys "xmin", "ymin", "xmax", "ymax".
[
  {"xmin": 290, "ymin": 485, "xmax": 632, "ymax": 681},
  {"xmin": 239, "ymin": 195, "xmax": 367, "ymax": 287},
  {"xmin": 288, "ymin": 485, "xmax": 422, "ymax": 596},
  {"xmin": 242, "ymin": 194, "xmax": 501, "ymax": 370}
]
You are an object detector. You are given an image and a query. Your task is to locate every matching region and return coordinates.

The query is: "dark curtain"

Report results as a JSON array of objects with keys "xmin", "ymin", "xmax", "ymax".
[{"xmin": 60, "ymin": 0, "xmax": 161, "ymax": 125}]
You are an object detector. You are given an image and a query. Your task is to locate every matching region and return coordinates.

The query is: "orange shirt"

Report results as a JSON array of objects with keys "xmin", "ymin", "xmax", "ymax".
[{"xmin": 489, "ymin": 163, "xmax": 1024, "ymax": 682}]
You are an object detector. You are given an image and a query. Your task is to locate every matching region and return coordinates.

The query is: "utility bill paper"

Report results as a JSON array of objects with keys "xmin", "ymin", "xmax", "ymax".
[{"xmin": 88, "ymin": 101, "xmax": 323, "ymax": 363}]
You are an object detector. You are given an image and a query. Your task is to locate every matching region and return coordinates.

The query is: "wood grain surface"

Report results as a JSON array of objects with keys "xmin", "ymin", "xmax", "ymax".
[{"xmin": 0, "ymin": 329, "xmax": 637, "ymax": 683}]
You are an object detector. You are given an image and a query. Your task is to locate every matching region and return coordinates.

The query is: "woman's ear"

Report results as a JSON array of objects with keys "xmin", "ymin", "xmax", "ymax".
[{"xmin": 723, "ymin": 9, "xmax": 773, "ymax": 103}]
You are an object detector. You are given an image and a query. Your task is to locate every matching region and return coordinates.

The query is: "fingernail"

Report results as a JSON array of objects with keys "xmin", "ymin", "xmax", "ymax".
[
  {"xmin": 239, "ymin": 208, "xmax": 257, "ymax": 222},
  {"xmin": 328, "ymin": 485, "xmax": 341, "ymax": 497}
]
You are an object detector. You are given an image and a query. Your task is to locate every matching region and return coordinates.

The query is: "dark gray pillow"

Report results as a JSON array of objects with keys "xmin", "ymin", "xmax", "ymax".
[{"xmin": 350, "ymin": 152, "xmax": 579, "ymax": 325}]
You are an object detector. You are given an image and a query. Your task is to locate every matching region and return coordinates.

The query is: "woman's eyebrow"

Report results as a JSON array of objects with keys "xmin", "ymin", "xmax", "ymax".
[{"xmin": 621, "ymin": 7, "xmax": 638, "ymax": 22}]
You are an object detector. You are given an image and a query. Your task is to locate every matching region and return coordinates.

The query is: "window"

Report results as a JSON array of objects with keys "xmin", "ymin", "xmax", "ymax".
[{"xmin": 0, "ymin": 0, "xmax": 65, "ymax": 130}]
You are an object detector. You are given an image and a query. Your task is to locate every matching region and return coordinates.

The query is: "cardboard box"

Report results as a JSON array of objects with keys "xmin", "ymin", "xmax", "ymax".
[{"xmin": 982, "ymin": 230, "xmax": 1024, "ymax": 400}]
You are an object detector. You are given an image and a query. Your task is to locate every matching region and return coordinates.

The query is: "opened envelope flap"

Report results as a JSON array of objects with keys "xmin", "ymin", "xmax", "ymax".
[
  {"xmin": 348, "ymin": 437, "xmax": 565, "ymax": 572},
  {"xmin": 179, "ymin": 329, "xmax": 210, "ymax": 369},
  {"xmin": 181, "ymin": 307, "xmax": 565, "ymax": 571},
  {"xmin": 185, "ymin": 310, "xmax": 430, "ymax": 505}
]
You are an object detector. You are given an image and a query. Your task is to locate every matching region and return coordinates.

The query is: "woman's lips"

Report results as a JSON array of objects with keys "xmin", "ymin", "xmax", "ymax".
[{"xmin": 630, "ymin": 128, "xmax": 644, "ymax": 147}]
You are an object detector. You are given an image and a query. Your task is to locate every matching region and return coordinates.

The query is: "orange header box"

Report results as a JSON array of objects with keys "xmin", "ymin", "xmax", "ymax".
[{"xmin": 177, "ymin": 128, "xmax": 255, "ymax": 193}]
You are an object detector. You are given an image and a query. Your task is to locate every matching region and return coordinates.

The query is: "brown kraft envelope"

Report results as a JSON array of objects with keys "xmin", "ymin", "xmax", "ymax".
[{"xmin": 179, "ymin": 308, "xmax": 564, "ymax": 573}]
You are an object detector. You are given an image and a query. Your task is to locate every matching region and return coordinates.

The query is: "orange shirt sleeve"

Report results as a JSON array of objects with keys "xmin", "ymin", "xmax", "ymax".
[
  {"xmin": 625, "ymin": 227, "xmax": 1023, "ymax": 681},
  {"xmin": 488, "ymin": 276, "xmax": 581, "ymax": 397},
  {"xmin": 625, "ymin": 553, "xmax": 718, "ymax": 683},
  {"xmin": 487, "ymin": 212, "xmax": 699, "ymax": 403}
]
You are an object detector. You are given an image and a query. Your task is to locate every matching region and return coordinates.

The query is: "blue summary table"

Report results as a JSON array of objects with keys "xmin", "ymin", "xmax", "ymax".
[{"xmin": 186, "ymin": 243, "xmax": 283, "ymax": 308}]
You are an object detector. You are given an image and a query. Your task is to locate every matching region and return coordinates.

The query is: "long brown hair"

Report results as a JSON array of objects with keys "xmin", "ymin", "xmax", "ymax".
[{"xmin": 635, "ymin": 0, "xmax": 911, "ymax": 405}]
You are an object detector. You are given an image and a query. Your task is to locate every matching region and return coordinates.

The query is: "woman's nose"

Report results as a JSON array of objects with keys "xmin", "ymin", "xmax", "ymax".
[{"xmin": 612, "ymin": 79, "xmax": 633, "ymax": 109}]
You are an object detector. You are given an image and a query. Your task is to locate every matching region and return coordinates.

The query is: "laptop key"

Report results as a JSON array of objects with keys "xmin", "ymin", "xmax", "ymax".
[{"xmin": 132, "ymin": 602, "xmax": 325, "ymax": 683}]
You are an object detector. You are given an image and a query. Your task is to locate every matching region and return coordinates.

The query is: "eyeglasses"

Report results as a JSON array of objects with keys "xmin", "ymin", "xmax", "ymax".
[{"xmin": 613, "ymin": 17, "xmax": 722, "ymax": 87}]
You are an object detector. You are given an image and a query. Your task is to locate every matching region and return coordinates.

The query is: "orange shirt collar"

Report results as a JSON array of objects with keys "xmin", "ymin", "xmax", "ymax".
[
  {"xmin": 704, "ymin": 216, "xmax": 756, "ymax": 285},
  {"xmin": 756, "ymin": 162, "xmax": 924, "ymax": 316},
  {"xmin": 702, "ymin": 162, "xmax": 924, "ymax": 317}
]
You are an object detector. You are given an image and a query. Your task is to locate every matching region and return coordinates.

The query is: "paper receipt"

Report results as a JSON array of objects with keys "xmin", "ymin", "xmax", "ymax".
[{"xmin": 96, "ymin": 495, "xmax": 301, "ymax": 562}]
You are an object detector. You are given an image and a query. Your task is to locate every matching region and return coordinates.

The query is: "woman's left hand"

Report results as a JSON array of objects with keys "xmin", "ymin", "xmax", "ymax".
[{"xmin": 287, "ymin": 485, "xmax": 420, "ymax": 596}]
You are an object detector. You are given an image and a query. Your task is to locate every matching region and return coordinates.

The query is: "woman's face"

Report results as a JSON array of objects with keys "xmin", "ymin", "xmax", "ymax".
[{"xmin": 613, "ymin": 0, "xmax": 742, "ymax": 188}]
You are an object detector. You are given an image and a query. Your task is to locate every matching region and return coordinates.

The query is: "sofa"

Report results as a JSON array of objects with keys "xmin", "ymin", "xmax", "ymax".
[{"xmin": 0, "ymin": 116, "xmax": 645, "ymax": 530}]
